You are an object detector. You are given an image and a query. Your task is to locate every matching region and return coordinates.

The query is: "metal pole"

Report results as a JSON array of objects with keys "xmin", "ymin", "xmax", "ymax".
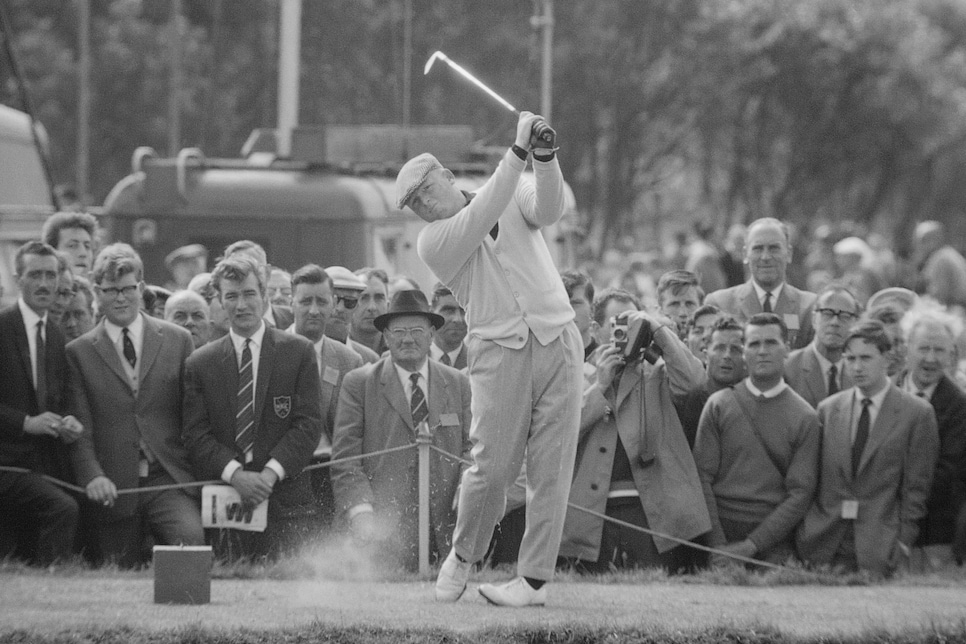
[
  {"xmin": 416, "ymin": 421, "xmax": 431, "ymax": 576},
  {"xmin": 168, "ymin": 0, "xmax": 182, "ymax": 155},
  {"xmin": 76, "ymin": 0, "xmax": 90, "ymax": 204},
  {"xmin": 402, "ymin": 0, "xmax": 412, "ymax": 128},
  {"xmin": 277, "ymin": 0, "xmax": 302, "ymax": 158}
]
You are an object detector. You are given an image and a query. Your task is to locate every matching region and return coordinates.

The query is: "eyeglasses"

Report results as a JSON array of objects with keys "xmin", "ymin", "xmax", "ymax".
[
  {"xmin": 387, "ymin": 327, "xmax": 429, "ymax": 340},
  {"xmin": 816, "ymin": 308, "xmax": 858, "ymax": 322},
  {"xmin": 334, "ymin": 294, "xmax": 359, "ymax": 309},
  {"xmin": 97, "ymin": 284, "xmax": 139, "ymax": 299}
]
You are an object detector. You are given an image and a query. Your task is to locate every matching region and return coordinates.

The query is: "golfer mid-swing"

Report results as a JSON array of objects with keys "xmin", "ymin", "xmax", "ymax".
[{"xmin": 395, "ymin": 111, "xmax": 582, "ymax": 607}]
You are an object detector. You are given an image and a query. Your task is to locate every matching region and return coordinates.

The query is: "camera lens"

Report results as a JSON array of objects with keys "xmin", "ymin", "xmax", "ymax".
[{"xmin": 613, "ymin": 328, "xmax": 626, "ymax": 340}]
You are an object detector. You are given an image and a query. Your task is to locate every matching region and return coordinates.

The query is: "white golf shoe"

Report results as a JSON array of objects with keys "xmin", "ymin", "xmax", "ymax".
[
  {"xmin": 478, "ymin": 576, "xmax": 547, "ymax": 607},
  {"xmin": 435, "ymin": 549, "xmax": 471, "ymax": 602}
]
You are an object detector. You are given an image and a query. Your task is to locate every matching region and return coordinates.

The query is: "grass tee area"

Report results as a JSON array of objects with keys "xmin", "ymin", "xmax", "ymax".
[{"xmin": 2, "ymin": 554, "xmax": 966, "ymax": 644}]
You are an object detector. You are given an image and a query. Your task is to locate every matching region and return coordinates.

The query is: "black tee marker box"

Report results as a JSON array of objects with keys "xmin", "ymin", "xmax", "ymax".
[{"xmin": 153, "ymin": 545, "xmax": 213, "ymax": 604}]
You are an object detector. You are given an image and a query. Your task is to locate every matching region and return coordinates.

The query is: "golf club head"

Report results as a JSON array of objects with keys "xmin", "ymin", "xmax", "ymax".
[{"xmin": 424, "ymin": 51, "xmax": 445, "ymax": 75}]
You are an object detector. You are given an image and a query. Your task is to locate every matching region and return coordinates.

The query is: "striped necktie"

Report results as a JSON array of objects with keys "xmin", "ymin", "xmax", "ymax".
[
  {"xmin": 410, "ymin": 372, "xmax": 428, "ymax": 428},
  {"xmin": 236, "ymin": 339, "xmax": 255, "ymax": 460}
]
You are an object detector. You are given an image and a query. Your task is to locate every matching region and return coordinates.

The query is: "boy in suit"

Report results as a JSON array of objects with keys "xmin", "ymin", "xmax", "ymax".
[
  {"xmin": 797, "ymin": 320, "xmax": 939, "ymax": 575},
  {"xmin": 183, "ymin": 255, "xmax": 322, "ymax": 560}
]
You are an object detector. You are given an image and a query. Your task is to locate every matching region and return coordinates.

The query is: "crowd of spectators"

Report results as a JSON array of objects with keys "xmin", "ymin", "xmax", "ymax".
[{"xmin": 2, "ymin": 209, "xmax": 965, "ymax": 581}]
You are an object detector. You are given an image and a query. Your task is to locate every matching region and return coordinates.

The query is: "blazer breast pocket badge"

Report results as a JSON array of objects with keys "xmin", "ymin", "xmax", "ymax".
[{"xmin": 274, "ymin": 396, "xmax": 292, "ymax": 419}]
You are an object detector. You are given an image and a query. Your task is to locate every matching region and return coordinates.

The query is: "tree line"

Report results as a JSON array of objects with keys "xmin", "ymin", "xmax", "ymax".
[{"xmin": 3, "ymin": 0, "xmax": 966, "ymax": 259}]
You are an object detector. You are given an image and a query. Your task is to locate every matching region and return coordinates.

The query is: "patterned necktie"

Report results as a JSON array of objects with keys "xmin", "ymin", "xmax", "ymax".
[
  {"xmin": 410, "ymin": 372, "xmax": 428, "ymax": 428},
  {"xmin": 122, "ymin": 327, "xmax": 137, "ymax": 368},
  {"xmin": 236, "ymin": 339, "xmax": 255, "ymax": 460},
  {"xmin": 762, "ymin": 291, "xmax": 773, "ymax": 313},
  {"xmin": 35, "ymin": 321, "xmax": 47, "ymax": 412},
  {"xmin": 440, "ymin": 353, "xmax": 452, "ymax": 367},
  {"xmin": 827, "ymin": 364, "xmax": 839, "ymax": 396},
  {"xmin": 851, "ymin": 398, "xmax": 871, "ymax": 476}
]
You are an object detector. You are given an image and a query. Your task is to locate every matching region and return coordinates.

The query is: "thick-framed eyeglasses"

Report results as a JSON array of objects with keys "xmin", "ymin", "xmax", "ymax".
[
  {"xmin": 334, "ymin": 294, "xmax": 359, "ymax": 309},
  {"xmin": 97, "ymin": 284, "xmax": 139, "ymax": 299},
  {"xmin": 387, "ymin": 327, "xmax": 429, "ymax": 340},
  {"xmin": 816, "ymin": 308, "xmax": 858, "ymax": 322}
]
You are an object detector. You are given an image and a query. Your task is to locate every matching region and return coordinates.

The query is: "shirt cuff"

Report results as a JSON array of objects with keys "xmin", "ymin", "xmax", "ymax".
[
  {"xmin": 348, "ymin": 503, "xmax": 374, "ymax": 520},
  {"xmin": 265, "ymin": 458, "xmax": 286, "ymax": 481},
  {"xmin": 221, "ymin": 460, "xmax": 242, "ymax": 484}
]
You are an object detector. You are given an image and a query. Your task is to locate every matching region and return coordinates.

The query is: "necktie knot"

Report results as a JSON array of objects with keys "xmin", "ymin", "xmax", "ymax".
[
  {"xmin": 440, "ymin": 352, "xmax": 452, "ymax": 367},
  {"xmin": 763, "ymin": 291, "xmax": 773, "ymax": 313},
  {"xmin": 827, "ymin": 364, "xmax": 839, "ymax": 396}
]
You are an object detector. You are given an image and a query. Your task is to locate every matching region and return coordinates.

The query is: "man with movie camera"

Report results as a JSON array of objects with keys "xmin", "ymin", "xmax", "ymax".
[{"xmin": 558, "ymin": 288, "xmax": 710, "ymax": 572}]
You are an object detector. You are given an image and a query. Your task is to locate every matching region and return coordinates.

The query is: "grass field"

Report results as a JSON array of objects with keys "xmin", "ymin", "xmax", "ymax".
[{"xmin": 3, "ymin": 554, "xmax": 966, "ymax": 644}]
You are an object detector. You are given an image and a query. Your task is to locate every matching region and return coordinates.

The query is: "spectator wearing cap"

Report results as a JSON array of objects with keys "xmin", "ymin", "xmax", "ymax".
[
  {"xmin": 797, "ymin": 320, "xmax": 939, "ymax": 576},
  {"xmin": 323, "ymin": 266, "xmax": 379, "ymax": 364},
  {"xmin": 42, "ymin": 211, "xmax": 98, "ymax": 277},
  {"xmin": 351, "ymin": 268, "xmax": 390, "ymax": 357},
  {"xmin": 221, "ymin": 240, "xmax": 294, "ymax": 331},
  {"xmin": 430, "ymin": 283, "xmax": 469, "ymax": 370},
  {"xmin": 331, "ymin": 289, "xmax": 471, "ymax": 570},
  {"xmin": 164, "ymin": 244, "xmax": 208, "ymax": 292},
  {"xmin": 896, "ymin": 307, "xmax": 966, "ymax": 569},
  {"xmin": 784, "ymin": 284, "xmax": 861, "ymax": 409},
  {"xmin": 704, "ymin": 218, "xmax": 817, "ymax": 350},
  {"xmin": 397, "ymin": 111, "xmax": 581, "ymax": 607}
]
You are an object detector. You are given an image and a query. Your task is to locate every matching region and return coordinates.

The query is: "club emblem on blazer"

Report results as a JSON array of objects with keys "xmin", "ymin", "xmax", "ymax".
[{"xmin": 273, "ymin": 396, "xmax": 291, "ymax": 419}]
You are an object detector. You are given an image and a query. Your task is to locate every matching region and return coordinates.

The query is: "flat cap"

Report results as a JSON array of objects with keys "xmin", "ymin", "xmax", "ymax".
[
  {"xmin": 866, "ymin": 287, "xmax": 918, "ymax": 313},
  {"xmin": 324, "ymin": 266, "xmax": 366, "ymax": 292},
  {"xmin": 164, "ymin": 244, "xmax": 208, "ymax": 269},
  {"xmin": 395, "ymin": 153, "xmax": 442, "ymax": 210}
]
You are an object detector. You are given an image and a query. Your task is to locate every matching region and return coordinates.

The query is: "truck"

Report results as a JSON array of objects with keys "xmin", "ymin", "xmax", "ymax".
[
  {"xmin": 98, "ymin": 124, "xmax": 579, "ymax": 289},
  {"xmin": 0, "ymin": 103, "xmax": 56, "ymax": 306}
]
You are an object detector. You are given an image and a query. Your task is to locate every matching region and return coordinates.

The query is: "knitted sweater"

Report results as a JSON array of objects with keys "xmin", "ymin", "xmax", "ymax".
[{"xmin": 693, "ymin": 381, "xmax": 820, "ymax": 552}]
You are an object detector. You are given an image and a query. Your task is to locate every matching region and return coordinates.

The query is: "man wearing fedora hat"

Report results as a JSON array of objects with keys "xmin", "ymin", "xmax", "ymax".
[
  {"xmin": 396, "ymin": 111, "xmax": 582, "ymax": 606},
  {"xmin": 331, "ymin": 289, "xmax": 471, "ymax": 570}
]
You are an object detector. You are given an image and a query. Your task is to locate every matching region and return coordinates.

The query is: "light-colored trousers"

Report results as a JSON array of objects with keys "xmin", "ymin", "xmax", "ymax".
[{"xmin": 452, "ymin": 323, "xmax": 582, "ymax": 580}]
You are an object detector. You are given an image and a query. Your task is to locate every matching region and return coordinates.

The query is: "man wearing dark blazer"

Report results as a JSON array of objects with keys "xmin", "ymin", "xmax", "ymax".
[
  {"xmin": 797, "ymin": 320, "xmax": 939, "ymax": 576},
  {"xmin": 183, "ymin": 255, "xmax": 322, "ymax": 560},
  {"xmin": 896, "ymin": 311, "xmax": 966, "ymax": 568},
  {"xmin": 332, "ymin": 289, "xmax": 472, "ymax": 570},
  {"xmin": 0, "ymin": 241, "xmax": 81, "ymax": 565},
  {"xmin": 286, "ymin": 264, "xmax": 363, "ymax": 530},
  {"xmin": 67, "ymin": 244, "xmax": 204, "ymax": 566},
  {"xmin": 429, "ymin": 283, "xmax": 469, "ymax": 370},
  {"xmin": 704, "ymin": 217, "xmax": 817, "ymax": 350},
  {"xmin": 784, "ymin": 284, "xmax": 860, "ymax": 408}
]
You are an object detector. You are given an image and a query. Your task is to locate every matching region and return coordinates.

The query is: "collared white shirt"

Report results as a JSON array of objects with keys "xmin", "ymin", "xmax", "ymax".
[
  {"xmin": 850, "ymin": 382, "xmax": 890, "ymax": 444},
  {"xmin": 394, "ymin": 359, "xmax": 430, "ymax": 412},
  {"xmin": 430, "ymin": 342, "xmax": 462, "ymax": 367},
  {"xmin": 752, "ymin": 281, "xmax": 785, "ymax": 310},
  {"xmin": 745, "ymin": 377, "xmax": 788, "ymax": 399},
  {"xmin": 811, "ymin": 343, "xmax": 843, "ymax": 392},
  {"xmin": 222, "ymin": 321, "xmax": 285, "ymax": 484},
  {"xmin": 17, "ymin": 297, "xmax": 46, "ymax": 389},
  {"xmin": 104, "ymin": 312, "xmax": 145, "ymax": 392},
  {"xmin": 902, "ymin": 373, "xmax": 937, "ymax": 401}
]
